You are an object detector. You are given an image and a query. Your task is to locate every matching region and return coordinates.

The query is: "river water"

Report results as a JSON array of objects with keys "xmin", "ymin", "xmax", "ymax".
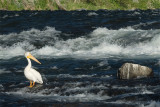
[{"xmin": 0, "ymin": 10, "xmax": 160, "ymax": 107}]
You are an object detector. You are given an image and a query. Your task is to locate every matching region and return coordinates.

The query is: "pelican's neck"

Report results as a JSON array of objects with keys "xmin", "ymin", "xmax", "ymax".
[{"xmin": 26, "ymin": 58, "xmax": 32, "ymax": 69}]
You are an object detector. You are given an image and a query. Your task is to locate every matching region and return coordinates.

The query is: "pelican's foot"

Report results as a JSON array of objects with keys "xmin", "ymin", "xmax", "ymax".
[
  {"xmin": 28, "ymin": 81, "xmax": 36, "ymax": 88},
  {"xmin": 29, "ymin": 85, "xmax": 33, "ymax": 88},
  {"xmin": 29, "ymin": 81, "xmax": 33, "ymax": 88},
  {"xmin": 32, "ymin": 82, "xmax": 35, "ymax": 87}
]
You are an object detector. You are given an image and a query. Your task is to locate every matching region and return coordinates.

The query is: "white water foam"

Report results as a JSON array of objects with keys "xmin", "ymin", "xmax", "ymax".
[
  {"xmin": 1, "ymin": 27, "xmax": 160, "ymax": 59},
  {"xmin": 5, "ymin": 81, "xmax": 110, "ymax": 102},
  {"xmin": 106, "ymin": 100, "xmax": 160, "ymax": 107},
  {"xmin": 0, "ymin": 69, "xmax": 11, "ymax": 74},
  {"xmin": 1, "ymin": 13, "xmax": 19, "ymax": 19},
  {"xmin": 0, "ymin": 27, "xmax": 60, "ymax": 59},
  {"xmin": 0, "ymin": 42, "xmax": 27, "ymax": 59},
  {"xmin": 88, "ymin": 12, "xmax": 98, "ymax": 16},
  {"xmin": 140, "ymin": 101, "xmax": 160, "ymax": 107}
]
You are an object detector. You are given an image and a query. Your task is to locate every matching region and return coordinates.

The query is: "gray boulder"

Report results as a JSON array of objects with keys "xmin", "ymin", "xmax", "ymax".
[{"xmin": 117, "ymin": 63, "xmax": 153, "ymax": 79}]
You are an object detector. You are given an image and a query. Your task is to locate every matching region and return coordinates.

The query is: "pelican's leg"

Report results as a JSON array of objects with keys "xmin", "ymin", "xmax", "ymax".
[
  {"xmin": 32, "ymin": 82, "xmax": 35, "ymax": 87},
  {"xmin": 29, "ymin": 81, "xmax": 33, "ymax": 87}
]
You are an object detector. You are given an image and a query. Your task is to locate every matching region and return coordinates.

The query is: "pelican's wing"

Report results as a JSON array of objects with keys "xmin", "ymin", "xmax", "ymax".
[{"xmin": 30, "ymin": 68, "xmax": 43, "ymax": 84}]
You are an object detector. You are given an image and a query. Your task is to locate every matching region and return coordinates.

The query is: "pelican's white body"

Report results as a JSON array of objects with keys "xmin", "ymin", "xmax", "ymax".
[{"xmin": 24, "ymin": 52, "xmax": 43, "ymax": 84}]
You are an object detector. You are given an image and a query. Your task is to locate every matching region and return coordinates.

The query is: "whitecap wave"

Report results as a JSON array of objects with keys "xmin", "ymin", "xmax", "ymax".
[{"xmin": 1, "ymin": 27, "xmax": 160, "ymax": 59}]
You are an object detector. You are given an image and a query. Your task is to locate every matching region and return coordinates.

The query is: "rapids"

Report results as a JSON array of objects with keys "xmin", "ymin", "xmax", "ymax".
[{"xmin": 0, "ymin": 10, "xmax": 160, "ymax": 106}]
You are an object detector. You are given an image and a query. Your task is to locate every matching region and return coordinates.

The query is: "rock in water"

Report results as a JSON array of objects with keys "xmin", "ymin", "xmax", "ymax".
[{"xmin": 117, "ymin": 63, "xmax": 153, "ymax": 79}]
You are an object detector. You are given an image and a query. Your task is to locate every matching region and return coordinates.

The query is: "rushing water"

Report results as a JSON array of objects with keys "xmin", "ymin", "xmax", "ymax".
[{"xmin": 1, "ymin": 10, "xmax": 160, "ymax": 107}]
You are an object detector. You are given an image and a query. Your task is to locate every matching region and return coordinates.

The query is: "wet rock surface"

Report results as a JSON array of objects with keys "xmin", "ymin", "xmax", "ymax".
[{"xmin": 117, "ymin": 63, "xmax": 153, "ymax": 79}]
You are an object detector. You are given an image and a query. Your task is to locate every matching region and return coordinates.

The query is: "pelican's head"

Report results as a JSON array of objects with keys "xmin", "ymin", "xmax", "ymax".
[{"xmin": 25, "ymin": 52, "xmax": 41, "ymax": 64}]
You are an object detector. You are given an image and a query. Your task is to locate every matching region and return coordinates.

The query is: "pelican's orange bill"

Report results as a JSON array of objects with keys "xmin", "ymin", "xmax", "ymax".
[{"xmin": 27, "ymin": 53, "xmax": 41, "ymax": 64}]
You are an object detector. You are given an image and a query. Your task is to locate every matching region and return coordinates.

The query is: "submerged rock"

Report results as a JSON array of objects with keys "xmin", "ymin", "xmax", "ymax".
[{"xmin": 117, "ymin": 63, "xmax": 153, "ymax": 79}]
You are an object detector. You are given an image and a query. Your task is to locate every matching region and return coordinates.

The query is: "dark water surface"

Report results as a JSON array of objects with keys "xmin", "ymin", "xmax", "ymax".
[{"xmin": 1, "ymin": 10, "xmax": 160, "ymax": 107}]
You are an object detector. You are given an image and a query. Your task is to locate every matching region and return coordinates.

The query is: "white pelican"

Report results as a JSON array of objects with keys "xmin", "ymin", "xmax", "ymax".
[{"xmin": 24, "ymin": 52, "xmax": 43, "ymax": 87}]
